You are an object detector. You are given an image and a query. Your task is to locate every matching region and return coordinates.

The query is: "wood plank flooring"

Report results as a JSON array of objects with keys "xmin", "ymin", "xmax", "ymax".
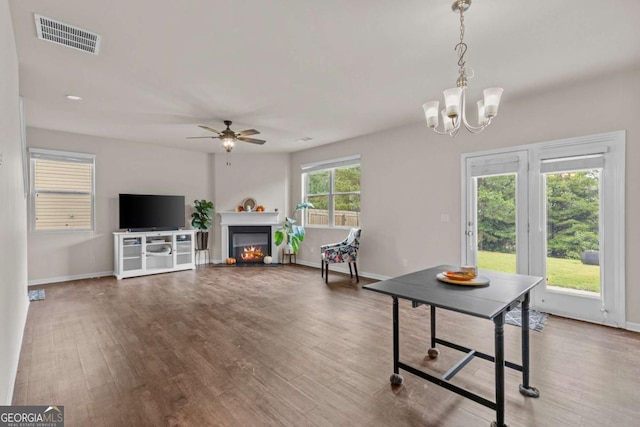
[{"xmin": 14, "ymin": 265, "xmax": 640, "ymax": 426}]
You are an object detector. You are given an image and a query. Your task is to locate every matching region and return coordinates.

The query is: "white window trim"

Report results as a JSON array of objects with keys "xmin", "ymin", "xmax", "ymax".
[
  {"xmin": 29, "ymin": 147, "xmax": 96, "ymax": 232},
  {"xmin": 301, "ymin": 155, "xmax": 361, "ymax": 228}
]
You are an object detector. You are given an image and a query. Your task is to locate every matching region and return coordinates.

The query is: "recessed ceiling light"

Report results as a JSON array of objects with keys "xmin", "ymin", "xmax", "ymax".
[
  {"xmin": 65, "ymin": 95, "xmax": 82, "ymax": 101},
  {"xmin": 296, "ymin": 137, "xmax": 313, "ymax": 143}
]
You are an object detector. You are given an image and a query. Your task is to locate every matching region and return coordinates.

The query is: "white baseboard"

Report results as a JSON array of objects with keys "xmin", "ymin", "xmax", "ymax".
[
  {"xmin": 28, "ymin": 271, "xmax": 113, "ymax": 286},
  {"xmin": 296, "ymin": 259, "xmax": 390, "ymax": 281},
  {"xmin": 626, "ymin": 321, "xmax": 640, "ymax": 333},
  {"xmin": 5, "ymin": 294, "xmax": 29, "ymax": 405}
]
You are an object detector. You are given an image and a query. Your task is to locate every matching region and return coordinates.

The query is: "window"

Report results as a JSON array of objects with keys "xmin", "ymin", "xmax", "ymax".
[
  {"xmin": 29, "ymin": 148, "xmax": 95, "ymax": 231},
  {"xmin": 302, "ymin": 155, "xmax": 361, "ymax": 227}
]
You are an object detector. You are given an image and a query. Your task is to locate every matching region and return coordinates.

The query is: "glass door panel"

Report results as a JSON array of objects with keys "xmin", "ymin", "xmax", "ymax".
[
  {"xmin": 476, "ymin": 174, "xmax": 517, "ymax": 273},
  {"xmin": 545, "ymin": 170, "xmax": 601, "ymax": 295},
  {"xmin": 464, "ymin": 151, "xmax": 528, "ymax": 274}
]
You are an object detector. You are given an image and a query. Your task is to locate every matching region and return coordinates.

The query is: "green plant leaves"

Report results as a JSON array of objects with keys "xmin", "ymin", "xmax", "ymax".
[
  {"xmin": 191, "ymin": 199, "xmax": 214, "ymax": 230},
  {"xmin": 274, "ymin": 230, "xmax": 285, "ymax": 246},
  {"xmin": 295, "ymin": 202, "xmax": 314, "ymax": 211},
  {"xmin": 274, "ymin": 202, "xmax": 313, "ymax": 254}
]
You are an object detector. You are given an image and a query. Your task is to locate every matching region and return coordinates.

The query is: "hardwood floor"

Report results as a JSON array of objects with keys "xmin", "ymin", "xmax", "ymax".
[{"xmin": 14, "ymin": 265, "xmax": 640, "ymax": 426}]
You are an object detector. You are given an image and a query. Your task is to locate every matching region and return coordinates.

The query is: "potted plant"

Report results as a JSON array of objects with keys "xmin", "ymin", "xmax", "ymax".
[
  {"xmin": 274, "ymin": 202, "xmax": 314, "ymax": 255},
  {"xmin": 191, "ymin": 199, "xmax": 214, "ymax": 250}
]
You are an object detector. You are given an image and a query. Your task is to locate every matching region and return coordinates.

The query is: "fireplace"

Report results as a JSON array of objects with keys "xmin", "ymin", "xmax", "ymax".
[
  {"xmin": 228, "ymin": 226, "xmax": 271, "ymax": 264},
  {"xmin": 219, "ymin": 211, "xmax": 280, "ymax": 264}
]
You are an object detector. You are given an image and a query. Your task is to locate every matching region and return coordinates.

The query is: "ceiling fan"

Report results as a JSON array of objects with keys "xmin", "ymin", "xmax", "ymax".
[{"xmin": 187, "ymin": 120, "xmax": 266, "ymax": 152}]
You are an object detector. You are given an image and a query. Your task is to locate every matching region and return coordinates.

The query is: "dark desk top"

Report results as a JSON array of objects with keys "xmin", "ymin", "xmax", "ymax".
[{"xmin": 364, "ymin": 265, "xmax": 543, "ymax": 320}]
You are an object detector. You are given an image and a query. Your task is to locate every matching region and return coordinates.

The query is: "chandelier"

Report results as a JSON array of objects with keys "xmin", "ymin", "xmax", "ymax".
[{"xmin": 422, "ymin": 0, "xmax": 503, "ymax": 137}]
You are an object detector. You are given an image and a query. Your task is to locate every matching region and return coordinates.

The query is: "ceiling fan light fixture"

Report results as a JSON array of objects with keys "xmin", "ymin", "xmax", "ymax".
[
  {"xmin": 222, "ymin": 137, "xmax": 235, "ymax": 152},
  {"xmin": 188, "ymin": 120, "xmax": 266, "ymax": 153}
]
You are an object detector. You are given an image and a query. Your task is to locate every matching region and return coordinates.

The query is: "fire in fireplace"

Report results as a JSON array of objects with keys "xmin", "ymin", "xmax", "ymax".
[
  {"xmin": 240, "ymin": 246, "xmax": 265, "ymax": 261},
  {"xmin": 228, "ymin": 226, "xmax": 271, "ymax": 264}
]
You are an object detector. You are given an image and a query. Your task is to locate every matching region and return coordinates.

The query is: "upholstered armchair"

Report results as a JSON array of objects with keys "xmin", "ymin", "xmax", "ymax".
[{"xmin": 321, "ymin": 228, "xmax": 361, "ymax": 284}]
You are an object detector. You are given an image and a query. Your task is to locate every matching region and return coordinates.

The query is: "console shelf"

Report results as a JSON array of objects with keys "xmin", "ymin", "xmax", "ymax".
[{"xmin": 113, "ymin": 230, "xmax": 195, "ymax": 279}]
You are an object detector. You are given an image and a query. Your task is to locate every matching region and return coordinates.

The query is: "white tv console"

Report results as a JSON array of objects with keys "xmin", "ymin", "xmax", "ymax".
[{"xmin": 113, "ymin": 230, "xmax": 195, "ymax": 279}]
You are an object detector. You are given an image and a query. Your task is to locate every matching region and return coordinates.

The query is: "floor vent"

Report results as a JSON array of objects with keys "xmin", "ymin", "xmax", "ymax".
[{"xmin": 34, "ymin": 14, "xmax": 101, "ymax": 55}]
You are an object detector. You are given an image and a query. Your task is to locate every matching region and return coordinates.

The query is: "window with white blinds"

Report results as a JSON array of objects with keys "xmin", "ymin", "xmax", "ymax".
[{"xmin": 29, "ymin": 148, "xmax": 95, "ymax": 231}]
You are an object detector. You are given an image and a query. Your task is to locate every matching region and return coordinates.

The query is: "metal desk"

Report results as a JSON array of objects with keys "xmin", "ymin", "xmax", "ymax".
[{"xmin": 364, "ymin": 265, "xmax": 543, "ymax": 427}]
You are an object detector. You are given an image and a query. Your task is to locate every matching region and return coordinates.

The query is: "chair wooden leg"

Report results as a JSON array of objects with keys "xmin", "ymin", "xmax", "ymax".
[
  {"xmin": 325, "ymin": 262, "xmax": 329, "ymax": 284},
  {"xmin": 348, "ymin": 263, "xmax": 353, "ymax": 278},
  {"xmin": 321, "ymin": 259, "xmax": 324, "ymax": 277},
  {"xmin": 353, "ymin": 262, "xmax": 359, "ymax": 282}
]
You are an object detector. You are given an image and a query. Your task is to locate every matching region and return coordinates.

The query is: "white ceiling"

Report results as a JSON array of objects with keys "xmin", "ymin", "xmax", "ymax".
[{"xmin": 9, "ymin": 0, "xmax": 640, "ymax": 154}]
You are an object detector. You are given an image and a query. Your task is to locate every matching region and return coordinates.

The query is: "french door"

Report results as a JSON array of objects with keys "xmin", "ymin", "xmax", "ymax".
[
  {"xmin": 463, "ymin": 151, "xmax": 528, "ymax": 274},
  {"xmin": 463, "ymin": 132, "xmax": 625, "ymax": 327}
]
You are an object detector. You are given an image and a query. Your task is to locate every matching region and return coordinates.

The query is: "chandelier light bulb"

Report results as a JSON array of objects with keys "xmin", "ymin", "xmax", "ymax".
[
  {"xmin": 443, "ymin": 88, "xmax": 462, "ymax": 118},
  {"xmin": 441, "ymin": 109, "xmax": 454, "ymax": 132},
  {"xmin": 477, "ymin": 100, "xmax": 488, "ymax": 126},
  {"xmin": 483, "ymin": 87, "xmax": 504, "ymax": 118},
  {"xmin": 423, "ymin": 101, "xmax": 440, "ymax": 128}
]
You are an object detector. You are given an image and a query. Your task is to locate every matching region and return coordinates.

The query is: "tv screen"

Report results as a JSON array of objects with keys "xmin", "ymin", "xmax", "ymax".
[{"xmin": 119, "ymin": 194, "xmax": 185, "ymax": 231}]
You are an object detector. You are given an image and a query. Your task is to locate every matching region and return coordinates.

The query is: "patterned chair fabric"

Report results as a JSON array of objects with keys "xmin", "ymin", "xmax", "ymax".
[{"xmin": 321, "ymin": 228, "xmax": 361, "ymax": 284}]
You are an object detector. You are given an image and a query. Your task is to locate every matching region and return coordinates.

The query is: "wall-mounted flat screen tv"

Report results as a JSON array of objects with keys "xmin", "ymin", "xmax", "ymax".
[{"xmin": 119, "ymin": 194, "xmax": 185, "ymax": 231}]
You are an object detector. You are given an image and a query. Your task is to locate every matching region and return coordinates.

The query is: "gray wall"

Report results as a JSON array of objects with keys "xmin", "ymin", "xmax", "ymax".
[
  {"xmin": 26, "ymin": 128, "xmax": 214, "ymax": 283},
  {"xmin": 0, "ymin": 0, "xmax": 29, "ymax": 405},
  {"xmin": 212, "ymin": 153, "xmax": 290, "ymax": 261},
  {"xmin": 25, "ymin": 130, "xmax": 292, "ymax": 279}
]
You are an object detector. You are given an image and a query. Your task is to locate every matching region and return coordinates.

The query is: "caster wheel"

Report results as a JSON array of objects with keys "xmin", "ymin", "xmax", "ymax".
[
  {"xmin": 519, "ymin": 384, "xmax": 540, "ymax": 398},
  {"xmin": 427, "ymin": 348, "xmax": 440, "ymax": 359},
  {"xmin": 389, "ymin": 373, "xmax": 404, "ymax": 385}
]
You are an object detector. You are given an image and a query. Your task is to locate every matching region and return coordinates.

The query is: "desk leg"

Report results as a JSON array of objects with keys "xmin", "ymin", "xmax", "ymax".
[
  {"xmin": 390, "ymin": 297, "xmax": 403, "ymax": 385},
  {"xmin": 427, "ymin": 305, "xmax": 440, "ymax": 359},
  {"xmin": 519, "ymin": 292, "xmax": 540, "ymax": 398},
  {"xmin": 491, "ymin": 312, "xmax": 506, "ymax": 427}
]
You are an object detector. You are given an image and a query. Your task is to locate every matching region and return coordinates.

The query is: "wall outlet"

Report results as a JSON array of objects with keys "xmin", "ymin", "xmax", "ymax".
[
  {"xmin": 440, "ymin": 213, "xmax": 449, "ymax": 222},
  {"xmin": 402, "ymin": 258, "xmax": 408, "ymax": 267}
]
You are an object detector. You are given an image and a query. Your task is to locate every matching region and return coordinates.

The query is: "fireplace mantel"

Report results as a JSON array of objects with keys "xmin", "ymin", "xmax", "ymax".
[
  {"xmin": 219, "ymin": 212, "xmax": 280, "ymax": 262},
  {"xmin": 219, "ymin": 211, "xmax": 280, "ymax": 226}
]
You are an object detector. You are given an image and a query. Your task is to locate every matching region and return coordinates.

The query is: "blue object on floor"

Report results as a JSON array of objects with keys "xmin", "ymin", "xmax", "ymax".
[
  {"xmin": 505, "ymin": 306, "xmax": 547, "ymax": 331},
  {"xmin": 28, "ymin": 289, "xmax": 45, "ymax": 301}
]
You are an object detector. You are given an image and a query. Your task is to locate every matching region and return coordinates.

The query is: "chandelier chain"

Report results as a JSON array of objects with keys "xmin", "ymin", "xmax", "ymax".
[{"xmin": 456, "ymin": 1, "xmax": 467, "ymax": 76}]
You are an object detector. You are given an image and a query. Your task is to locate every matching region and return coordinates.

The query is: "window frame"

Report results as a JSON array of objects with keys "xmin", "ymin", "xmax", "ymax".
[
  {"xmin": 301, "ymin": 155, "xmax": 361, "ymax": 228},
  {"xmin": 29, "ymin": 148, "xmax": 96, "ymax": 232}
]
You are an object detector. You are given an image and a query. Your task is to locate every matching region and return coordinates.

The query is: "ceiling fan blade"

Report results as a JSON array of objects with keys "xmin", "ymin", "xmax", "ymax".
[
  {"xmin": 235, "ymin": 129, "xmax": 260, "ymax": 137},
  {"xmin": 198, "ymin": 125, "xmax": 221, "ymax": 134},
  {"xmin": 187, "ymin": 136, "xmax": 219, "ymax": 139},
  {"xmin": 238, "ymin": 137, "xmax": 266, "ymax": 145}
]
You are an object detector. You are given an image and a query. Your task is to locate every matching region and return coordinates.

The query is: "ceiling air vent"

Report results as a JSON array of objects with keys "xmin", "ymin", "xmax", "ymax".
[{"xmin": 34, "ymin": 14, "xmax": 101, "ymax": 55}]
